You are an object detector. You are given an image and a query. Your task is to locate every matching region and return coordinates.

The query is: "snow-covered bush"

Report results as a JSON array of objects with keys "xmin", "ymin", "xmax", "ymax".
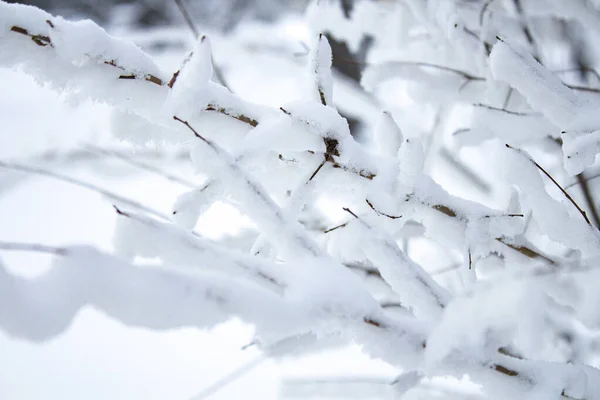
[{"xmin": 3, "ymin": 0, "xmax": 600, "ymax": 398}]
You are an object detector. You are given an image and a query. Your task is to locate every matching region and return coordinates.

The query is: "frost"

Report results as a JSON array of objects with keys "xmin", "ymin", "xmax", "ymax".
[{"xmin": 4, "ymin": 2, "xmax": 600, "ymax": 399}]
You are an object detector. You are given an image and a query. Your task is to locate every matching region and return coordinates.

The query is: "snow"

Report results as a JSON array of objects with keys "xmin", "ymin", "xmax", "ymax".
[
  {"xmin": 307, "ymin": 34, "xmax": 333, "ymax": 106},
  {"xmin": 374, "ymin": 111, "xmax": 403, "ymax": 158},
  {"xmin": 490, "ymin": 38, "xmax": 595, "ymax": 131},
  {"xmin": 499, "ymin": 144, "xmax": 600, "ymax": 257},
  {"xmin": 4, "ymin": 1, "xmax": 600, "ymax": 399},
  {"xmin": 171, "ymin": 181, "xmax": 222, "ymax": 229}
]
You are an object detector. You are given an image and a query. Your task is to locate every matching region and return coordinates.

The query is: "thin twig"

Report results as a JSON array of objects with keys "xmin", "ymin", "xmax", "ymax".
[
  {"xmin": 576, "ymin": 173, "xmax": 600, "ymax": 228},
  {"xmin": 512, "ymin": 0, "xmax": 538, "ymax": 58},
  {"xmin": 474, "ymin": 103, "xmax": 535, "ymax": 116},
  {"xmin": 204, "ymin": 105, "xmax": 258, "ymax": 127},
  {"xmin": 342, "ymin": 207, "xmax": 360, "ymax": 219},
  {"xmin": 173, "ymin": 0, "xmax": 231, "ymax": 91},
  {"xmin": 343, "ymin": 60, "xmax": 485, "ymax": 81},
  {"xmin": 439, "ymin": 147, "xmax": 491, "ymax": 193},
  {"xmin": 323, "ymin": 221, "xmax": 350, "ymax": 234},
  {"xmin": 506, "ymin": 144, "xmax": 592, "ymax": 226},
  {"xmin": 566, "ymin": 171, "xmax": 600, "ymax": 190},
  {"xmin": 479, "ymin": 0, "xmax": 496, "ymax": 26},
  {"xmin": 394, "ymin": 62, "xmax": 485, "ymax": 81},
  {"xmin": 0, "ymin": 241, "xmax": 68, "ymax": 256},
  {"xmin": 481, "ymin": 213, "xmax": 524, "ymax": 219},
  {"xmin": 365, "ymin": 199, "xmax": 402, "ymax": 219},
  {"xmin": 0, "ymin": 161, "xmax": 168, "ymax": 220},
  {"xmin": 496, "ymin": 238, "xmax": 556, "ymax": 265},
  {"xmin": 564, "ymin": 84, "xmax": 600, "ymax": 94},
  {"xmin": 174, "ymin": 0, "xmax": 199, "ymax": 38},
  {"xmin": 83, "ymin": 145, "xmax": 196, "ymax": 188},
  {"xmin": 553, "ymin": 67, "xmax": 600, "ymax": 83},
  {"xmin": 430, "ymin": 264, "xmax": 461, "ymax": 276},
  {"xmin": 173, "ymin": 116, "xmax": 208, "ymax": 142},
  {"xmin": 190, "ymin": 355, "xmax": 266, "ymax": 400},
  {"xmin": 468, "ymin": 249, "xmax": 473, "ymax": 269},
  {"xmin": 502, "ymin": 87, "xmax": 513, "ymax": 110},
  {"xmin": 308, "ymin": 160, "xmax": 326, "ymax": 181}
]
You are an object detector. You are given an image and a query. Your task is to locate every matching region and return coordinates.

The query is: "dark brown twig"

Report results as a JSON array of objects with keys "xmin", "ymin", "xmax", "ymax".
[
  {"xmin": 576, "ymin": 173, "xmax": 600, "ymax": 228},
  {"xmin": 496, "ymin": 238, "xmax": 556, "ymax": 265},
  {"xmin": 468, "ymin": 249, "xmax": 473, "ymax": 269},
  {"xmin": 342, "ymin": 207, "xmax": 360, "ymax": 219},
  {"xmin": 10, "ymin": 26, "xmax": 52, "ymax": 47},
  {"xmin": 365, "ymin": 199, "xmax": 402, "ymax": 219},
  {"xmin": 506, "ymin": 144, "xmax": 592, "ymax": 226},
  {"xmin": 323, "ymin": 221, "xmax": 350, "ymax": 234},
  {"xmin": 10, "ymin": 25, "xmax": 164, "ymax": 85},
  {"xmin": 308, "ymin": 160, "xmax": 326, "ymax": 181},
  {"xmin": 204, "ymin": 105, "xmax": 258, "ymax": 127},
  {"xmin": 173, "ymin": 115, "xmax": 208, "ymax": 142},
  {"xmin": 565, "ymin": 85, "xmax": 600, "ymax": 94},
  {"xmin": 481, "ymin": 213, "xmax": 524, "ymax": 219},
  {"xmin": 474, "ymin": 103, "xmax": 536, "ymax": 116}
]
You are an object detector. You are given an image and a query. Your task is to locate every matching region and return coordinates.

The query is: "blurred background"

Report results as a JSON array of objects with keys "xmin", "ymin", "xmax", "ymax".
[{"xmin": 6, "ymin": 0, "xmax": 310, "ymax": 31}]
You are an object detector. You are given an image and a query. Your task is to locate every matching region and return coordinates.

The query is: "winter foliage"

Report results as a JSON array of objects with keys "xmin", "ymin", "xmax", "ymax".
[{"xmin": 4, "ymin": 0, "xmax": 600, "ymax": 398}]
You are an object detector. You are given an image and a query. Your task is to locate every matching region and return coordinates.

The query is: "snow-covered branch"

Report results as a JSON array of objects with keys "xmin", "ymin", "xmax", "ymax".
[{"xmin": 4, "ymin": 0, "xmax": 600, "ymax": 398}]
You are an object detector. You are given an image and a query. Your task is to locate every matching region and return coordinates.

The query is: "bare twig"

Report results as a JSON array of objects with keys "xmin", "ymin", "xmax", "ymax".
[
  {"xmin": 173, "ymin": 116, "xmax": 208, "ymax": 142},
  {"xmin": 512, "ymin": 0, "xmax": 540, "ymax": 62},
  {"xmin": 10, "ymin": 25, "xmax": 164, "ymax": 86},
  {"xmin": 0, "ymin": 161, "xmax": 168, "ymax": 220},
  {"xmin": 506, "ymin": 144, "xmax": 592, "ymax": 226},
  {"xmin": 576, "ymin": 173, "xmax": 600, "ymax": 228},
  {"xmin": 0, "ymin": 241, "xmax": 68, "ymax": 255},
  {"xmin": 308, "ymin": 160, "xmax": 326, "ymax": 181},
  {"xmin": 468, "ymin": 249, "xmax": 473, "ymax": 269},
  {"xmin": 479, "ymin": 0, "xmax": 497, "ymax": 26},
  {"xmin": 342, "ymin": 207, "xmax": 360, "ymax": 219},
  {"xmin": 174, "ymin": 0, "xmax": 199, "ymax": 38},
  {"xmin": 365, "ymin": 199, "xmax": 402, "ymax": 219},
  {"xmin": 190, "ymin": 355, "xmax": 266, "ymax": 400},
  {"xmin": 393, "ymin": 61, "xmax": 485, "ymax": 81},
  {"xmin": 481, "ymin": 214, "xmax": 524, "ymax": 219},
  {"xmin": 173, "ymin": 0, "xmax": 231, "ymax": 91},
  {"xmin": 204, "ymin": 105, "xmax": 258, "ymax": 127},
  {"xmin": 83, "ymin": 145, "xmax": 196, "ymax": 188},
  {"xmin": 474, "ymin": 103, "xmax": 536, "ymax": 116},
  {"xmin": 439, "ymin": 147, "xmax": 491, "ymax": 193},
  {"xmin": 10, "ymin": 25, "xmax": 52, "ymax": 47},
  {"xmin": 564, "ymin": 84, "xmax": 600, "ymax": 94},
  {"xmin": 323, "ymin": 221, "xmax": 350, "ymax": 234},
  {"xmin": 496, "ymin": 238, "xmax": 556, "ymax": 265},
  {"xmin": 566, "ymin": 171, "xmax": 600, "ymax": 190},
  {"xmin": 553, "ymin": 67, "xmax": 600, "ymax": 83},
  {"xmin": 430, "ymin": 263, "xmax": 461, "ymax": 276}
]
